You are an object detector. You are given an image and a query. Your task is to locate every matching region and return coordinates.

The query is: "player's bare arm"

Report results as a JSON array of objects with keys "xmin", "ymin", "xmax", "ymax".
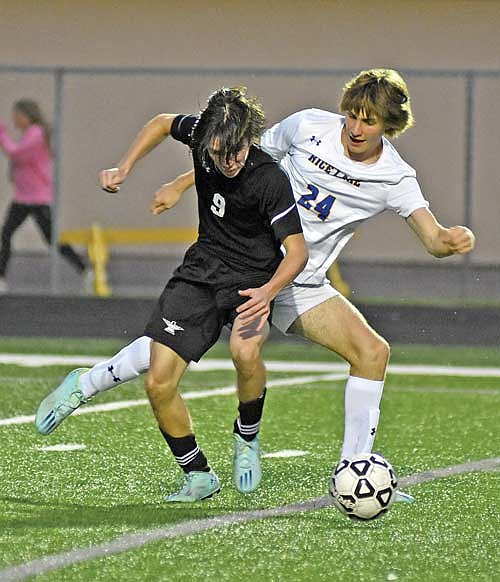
[
  {"xmin": 100, "ymin": 114, "xmax": 177, "ymax": 193},
  {"xmin": 237, "ymin": 232, "xmax": 308, "ymax": 330},
  {"xmin": 150, "ymin": 169, "xmax": 196, "ymax": 215},
  {"xmin": 407, "ymin": 207, "xmax": 476, "ymax": 258}
]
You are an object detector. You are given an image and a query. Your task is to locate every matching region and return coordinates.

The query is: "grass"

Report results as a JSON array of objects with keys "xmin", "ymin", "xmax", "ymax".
[{"xmin": 0, "ymin": 339, "xmax": 499, "ymax": 581}]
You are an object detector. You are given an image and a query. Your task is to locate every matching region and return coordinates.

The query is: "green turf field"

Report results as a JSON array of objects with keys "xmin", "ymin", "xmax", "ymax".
[{"xmin": 0, "ymin": 338, "xmax": 499, "ymax": 581}]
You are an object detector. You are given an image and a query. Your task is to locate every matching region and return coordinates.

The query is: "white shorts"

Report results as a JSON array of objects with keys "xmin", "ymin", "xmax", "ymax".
[{"xmin": 272, "ymin": 283, "xmax": 340, "ymax": 334}]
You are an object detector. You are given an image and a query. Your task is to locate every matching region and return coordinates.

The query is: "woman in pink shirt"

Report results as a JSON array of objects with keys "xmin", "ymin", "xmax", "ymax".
[{"xmin": 0, "ymin": 99, "xmax": 87, "ymax": 293}]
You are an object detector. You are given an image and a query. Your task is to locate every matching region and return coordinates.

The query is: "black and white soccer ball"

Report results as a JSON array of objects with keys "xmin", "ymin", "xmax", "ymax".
[{"xmin": 329, "ymin": 453, "xmax": 398, "ymax": 521}]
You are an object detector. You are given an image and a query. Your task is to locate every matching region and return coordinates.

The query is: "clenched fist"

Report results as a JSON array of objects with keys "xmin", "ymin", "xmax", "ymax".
[
  {"xmin": 150, "ymin": 182, "xmax": 183, "ymax": 215},
  {"xmin": 99, "ymin": 167, "xmax": 128, "ymax": 193},
  {"xmin": 443, "ymin": 226, "xmax": 476, "ymax": 255}
]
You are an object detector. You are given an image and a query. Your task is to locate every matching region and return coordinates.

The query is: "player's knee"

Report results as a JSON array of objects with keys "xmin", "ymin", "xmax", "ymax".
[
  {"xmin": 350, "ymin": 333, "xmax": 389, "ymax": 373},
  {"xmin": 378, "ymin": 337, "xmax": 390, "ymax": 366},
  {"xmin": 365, "ymin": 334, "xmax": 390, "ymax": 368},
  {"xmin": 145, "ymin": 371, "xmax": 177, "ymax": 402},
  {"xmin": 231, "ymin": 342, "xmax": 263, "ymax": 375}
]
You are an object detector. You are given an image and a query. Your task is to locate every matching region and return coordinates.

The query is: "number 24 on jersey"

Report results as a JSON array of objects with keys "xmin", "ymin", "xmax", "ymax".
[{"xmin": 298, "ymin": 184, "xmax": 336, "ymax": 221}]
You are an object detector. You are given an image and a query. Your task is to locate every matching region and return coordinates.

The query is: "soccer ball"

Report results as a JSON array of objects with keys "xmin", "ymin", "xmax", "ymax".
[{"xmin": 329, "ymin": 453, "xmax": 398, "ymax": 521}]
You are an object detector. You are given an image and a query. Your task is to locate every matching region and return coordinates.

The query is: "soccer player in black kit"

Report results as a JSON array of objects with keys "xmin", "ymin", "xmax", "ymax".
[{"xmin": 35, "ymin": 88, "xmax": 308, "ymax": 502}]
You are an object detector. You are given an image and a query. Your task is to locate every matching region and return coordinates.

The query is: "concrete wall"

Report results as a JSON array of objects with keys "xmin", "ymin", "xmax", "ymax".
[{"xmin": 0, "ymin": 0, "xmax": 499, "ymax": 265}]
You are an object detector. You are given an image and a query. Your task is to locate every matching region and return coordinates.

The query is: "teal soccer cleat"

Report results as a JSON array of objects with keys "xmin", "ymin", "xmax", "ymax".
[
  {"xmin": 394, "ymin": 490, "xmax": 415, "ymax": 503},
  {"xmin": 164, "ymin": 471, "xmax": 221, "ymax": 502},
  {"xmin": 233, "ymin": 433, "xmax": 262, "ymax": 493},
  {"xmin": 35, "ymin": 368, "xmax": 91, "ymax": 435}
]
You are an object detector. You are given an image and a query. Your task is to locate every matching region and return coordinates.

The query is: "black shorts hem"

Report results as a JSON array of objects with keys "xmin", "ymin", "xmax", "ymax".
[{"xmin": 144, "ymin": 331, "xmax": 194, "ymax": 364}]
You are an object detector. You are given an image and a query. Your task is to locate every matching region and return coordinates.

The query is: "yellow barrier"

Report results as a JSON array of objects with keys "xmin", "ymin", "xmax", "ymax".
[
  {"xmin": 60, "ymin": 224, "xmax": 350, "ymax": 298},
  {"xmin": 60, "ymin": 225, "xmax": 198, "ymax": 297},
  {"xmin": 327, "ymin": 262, "xmax": 351, "ymax": 298}
]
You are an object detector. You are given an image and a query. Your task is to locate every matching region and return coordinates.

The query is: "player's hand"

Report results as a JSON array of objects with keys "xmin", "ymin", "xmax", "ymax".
[
  {"xmin": 443, "ymin": 226, "xmax": 476, "ymax": 255},
  {"xmin": 150, "ymin": 181, "xmax": 183, "ymax": 215},
  {"xmin": 236, "ymin": 286, "xmax": 272, "ymax": 331},
  {"xmin": 99, "ymin": 167, "xmax": 128, "ymax": 193}
]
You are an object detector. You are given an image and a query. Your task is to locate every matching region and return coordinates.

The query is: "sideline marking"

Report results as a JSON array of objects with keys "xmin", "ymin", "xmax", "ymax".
[
  {"xmin": 1, "ymin": 456, "xmax": 499, "ymax": 582},
  {"xmin": 262, "ymin": 450, "xmax": 309, "ymax": 458},
  {"xmin": 0, "ymin": 373, "xmax": 347, "ymax": 427},
  {"xmin": 2, "ymin": 375, "xmax": 500, "ymax": 429},
  {"xmin": 37, "ymin": 444, "xmax": 87, "ymax": 452},
  {"xmin": 2, "ymin": 354, "xmax": 500, "ymax": 377}
]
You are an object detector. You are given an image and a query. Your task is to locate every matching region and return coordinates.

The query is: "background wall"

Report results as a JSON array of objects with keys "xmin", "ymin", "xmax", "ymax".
[{"xmin": 0, "ymin": 0, "xmax": 499, "ymax": 266}]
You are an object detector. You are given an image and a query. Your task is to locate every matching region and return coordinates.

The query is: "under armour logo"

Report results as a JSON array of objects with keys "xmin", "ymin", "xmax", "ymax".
[
  {"xmin": 163, "ymin": 318, "xmax": 184, "ymax": 336},
  {"xmin": 108, "ymin": 365, "xmax": 121, "ymax": 383},
  {"xmin": 370, "ymin": 428, "xmax": 376, "ymax": 436},
  {"xmin": 310, "ymin": 135, "xmax": 321, "ymax": 146}
]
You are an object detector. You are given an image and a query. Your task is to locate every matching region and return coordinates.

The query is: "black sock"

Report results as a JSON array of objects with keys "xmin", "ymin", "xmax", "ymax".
[
  {"xmin": 233, "ymin": 387, "xmax": 267, "ymax": 442},
  {"xmin": 160, "ymin": 430, "xmax": 210, "ymax": 473}
]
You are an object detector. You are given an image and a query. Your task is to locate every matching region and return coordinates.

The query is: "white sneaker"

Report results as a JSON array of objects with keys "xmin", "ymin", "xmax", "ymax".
[{"xmin": 0, "ymin": 277, "xmax": 8, "ymax": 295}]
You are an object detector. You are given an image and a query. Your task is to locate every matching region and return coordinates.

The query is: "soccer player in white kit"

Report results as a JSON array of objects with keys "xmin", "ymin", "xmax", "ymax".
[
  {"xmin": 264, "ymin": 70, "xmax": 473, "ymax": 473},
  {"xmin": 36, "ymin": 69, "xmax": 475, "ymax": 501}
]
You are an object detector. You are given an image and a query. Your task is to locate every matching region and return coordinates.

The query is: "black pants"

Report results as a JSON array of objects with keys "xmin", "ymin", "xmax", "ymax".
[{"xmin": 0, "ymin": 202, "xmax": 87, "ymax": 277}]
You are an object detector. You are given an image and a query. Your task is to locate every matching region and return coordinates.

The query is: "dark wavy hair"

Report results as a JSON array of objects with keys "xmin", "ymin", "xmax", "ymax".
[
  {"xmin": 14, "ymin": 99, "xmax": 51, "ymax": 148},
  {"xmin": 192, "ymin": 86, "xmax": 266, "ymax": 168}
]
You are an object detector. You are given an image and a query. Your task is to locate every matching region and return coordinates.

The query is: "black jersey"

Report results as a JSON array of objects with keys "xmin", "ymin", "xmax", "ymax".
[{"xmin": 170, "ymin": 114, "xmax": 302, "ymax": 281}]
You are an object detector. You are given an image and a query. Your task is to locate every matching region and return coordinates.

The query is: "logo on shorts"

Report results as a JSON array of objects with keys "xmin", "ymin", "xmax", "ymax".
[{"xmin": 162, "ymin": 318, "xmax": 184, "ymax": 336}]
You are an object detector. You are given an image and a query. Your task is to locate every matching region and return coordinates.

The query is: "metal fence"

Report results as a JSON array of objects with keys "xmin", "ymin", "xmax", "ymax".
[{"xmin": 1, "ymin": 64, "xmax": 499, "ymax": 296}]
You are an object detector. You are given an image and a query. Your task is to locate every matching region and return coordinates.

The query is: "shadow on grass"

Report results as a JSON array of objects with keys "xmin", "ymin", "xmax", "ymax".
[
  {"xmin": 0, "ymin": 492, "xmax": 354, "ymax": 533},
  {"xmin": 0, "ymin": 495, "xmax": 233, "ymax": 530}
]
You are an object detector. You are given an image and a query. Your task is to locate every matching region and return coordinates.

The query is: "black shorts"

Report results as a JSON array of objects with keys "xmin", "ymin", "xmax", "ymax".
[{"xmin": 144, "ymin": 244, "xmax": 272, "ymax": 363}]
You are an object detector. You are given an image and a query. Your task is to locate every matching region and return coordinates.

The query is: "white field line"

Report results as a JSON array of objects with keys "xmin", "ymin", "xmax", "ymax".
[
  {"xmin": 1, "ymin": 372, "xmax": 500, "ymax": 428},
  {"xmin": 37, "ymin": 444, "xmax": 87, "ymax": 452},
  {"xmin": 262, "ymin": 450, "xmax": 309, "ymax": 458},
  {"xmin": 2, "ymin": 354, "xmax": 500, "ymax": 378},
  {"xmin": 1, "ymin": 455, "xmax": 499, "ymax": 582},
  {"xmin": 0, "ymin": 373, "xmax": 347, "ymax": 427},
  {"xmin": 388, "ymin": 386, "xmax": 500, "ymax": 396},
  {"xmin": 0, "ymin": 354, "xmax": 104, "ymax": 367}
]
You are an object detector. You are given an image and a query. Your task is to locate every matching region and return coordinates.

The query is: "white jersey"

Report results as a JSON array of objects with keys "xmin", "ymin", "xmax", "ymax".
[{"xmin": 260, "ymin": 109, "xmax": 429, "ymax": 286}]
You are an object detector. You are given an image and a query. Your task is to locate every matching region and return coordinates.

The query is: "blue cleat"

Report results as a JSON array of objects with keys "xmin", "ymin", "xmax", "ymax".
[
  {"xmin": 35, "ymin": 368, "xmax": 91, "ymax": 435},
  {"xmin": 394, "ymin": 490, "xmax": 415, "ymax": 504},
  {"xmin": 165, "ymin": 470, "xmax": 221, "ymax": 502},
  {"xmin": 233, "ymin": 433, "xmax": 262, "ymax": 493}
]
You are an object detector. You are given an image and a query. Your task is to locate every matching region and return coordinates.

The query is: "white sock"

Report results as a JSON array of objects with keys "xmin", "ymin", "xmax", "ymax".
[
  {"xmin": 340, "ymin": 375, "xmax": 384, "ymax": 459},
  {"xmin": 79, "ymin": 336, "xmax": 152, "ymax": 398}
]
